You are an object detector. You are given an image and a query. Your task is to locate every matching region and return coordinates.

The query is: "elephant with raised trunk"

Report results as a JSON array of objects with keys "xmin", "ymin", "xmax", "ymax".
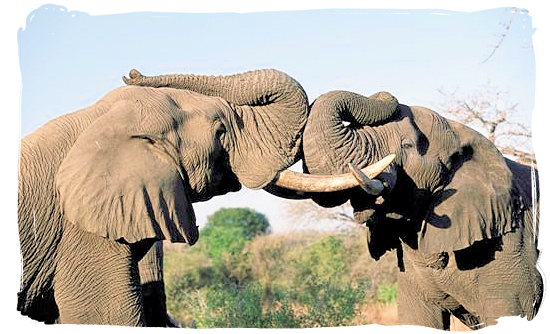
[
  {"xmin": 18, "ymin": 69, "xmax": 391, "ymax": 326},
  {"xmin": 301, "ymin": 90, "xmax": 542, "ymax": 329}
]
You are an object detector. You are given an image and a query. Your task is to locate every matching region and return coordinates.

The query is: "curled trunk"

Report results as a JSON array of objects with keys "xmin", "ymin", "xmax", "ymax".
[
  {"xmin": 124, "ymin": 69, "xmax": 307, "ymax": 111},
  {"xmin": 303, "ymin": 90, "xmax": 398, "ymax": 175},
  {"xmin": 302, "ymin": 90, "xmax": 399, "ymax": 206}
]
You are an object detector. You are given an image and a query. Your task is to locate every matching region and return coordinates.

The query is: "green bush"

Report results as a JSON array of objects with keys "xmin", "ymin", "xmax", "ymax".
[
  {"xmin": 283, "ymin": 235, "xmax": 369, "ymax": 327},
  {"xmin": 193, "ymin": 283, "xmax": 265, "ymax": 328},
  {"xmin": 200, "ymin": 208, "xmax": 269, "ymax": 265},
  {"xmin": 375, "ymin": 283, "xmax": 398, "ymax": 304},
  {"xmin": 164, "ymin": 212, "xmax": 398, "ymax": 328},
  {"xmin": 295, "ymin": 235, "xmax": 347, "ymax": 283},
  {"xmin": 190, "ymin": 283, "xmax": 299, "ymax": 328},
  {"xmin": 202, "ymin": 207, "xmax": 270, "ymax": 240}
]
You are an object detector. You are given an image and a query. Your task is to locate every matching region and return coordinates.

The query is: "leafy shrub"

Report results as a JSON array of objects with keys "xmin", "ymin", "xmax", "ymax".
[
  {"xmin": 294, "ymin": 235, "xmax": 347, "ymax": 284},
  {"xmin": 190, "ymin": 283, "xmax": 299, "ymax": 328},
  {"xmin": 376, "ymin": 283, "xmax": 398, "ymax": 304},
  {"xmin": 200, "ymin": 208, "xmax": 269, "ymax": 264},
  {"xmin": 202, "ymin": 207, "xmax": 270, "ymax": 240},
  {"xmin": 193, "ymin": 283, "xmax": 265, "ymax": 328},
  {"xmin": 281, "ymin": 235, "xmax": 370, "ymax": 327},
  {"xmin": 164, "ymin": 212, "xmax": 398, "ymax": 328}
]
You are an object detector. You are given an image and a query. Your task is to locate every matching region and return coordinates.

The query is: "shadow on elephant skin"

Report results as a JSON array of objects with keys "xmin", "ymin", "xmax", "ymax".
[{"xmin": 454, "ymin": 237, "xmax": 502, "ymax": 270}]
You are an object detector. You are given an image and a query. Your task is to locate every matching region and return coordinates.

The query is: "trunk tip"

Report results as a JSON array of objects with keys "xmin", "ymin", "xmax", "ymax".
[
  {"xmin": 123, "ymin": 69, "xmax": 143, "ymax": 85},
  {"xmin": 129, "ymin": 69, "xmax": 142, "ymax": 79}
]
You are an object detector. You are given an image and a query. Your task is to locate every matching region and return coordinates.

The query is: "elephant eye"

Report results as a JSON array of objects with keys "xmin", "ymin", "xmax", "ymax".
[
  {"xmin": 131, "ymin": 134, "xmax": 157, "ymax": 145},
  {"xmin": 401, "ymin": 138, "xmax": 415, "ymax": 150},
  {"xmin": 215, "ymin": 122, "xmax": 227, "ymax": 139}
]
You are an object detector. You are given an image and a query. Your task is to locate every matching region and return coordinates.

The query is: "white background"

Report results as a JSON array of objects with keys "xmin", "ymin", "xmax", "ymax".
[{"xmin": 2, "ymin": 1, "xmax": 548, "ymax": 333}]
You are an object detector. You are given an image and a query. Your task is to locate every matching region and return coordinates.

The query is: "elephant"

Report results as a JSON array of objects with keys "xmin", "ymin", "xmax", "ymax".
[
  {"xmin": 299, "ymin": 90, "xmax": 542, "ymax": 329},
  {"xmin": 17, "ymin": 68, "xmax": 393, "ymax": 326}
]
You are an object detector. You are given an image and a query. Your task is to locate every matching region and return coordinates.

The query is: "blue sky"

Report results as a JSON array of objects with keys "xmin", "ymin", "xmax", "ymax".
[
  {"xmin": 16, "ymin": 5, "xmax": 537, "ymax": 231},
  {"xmin": 19, "ymin": 7, "xmax": 535, "ymax": 137}
]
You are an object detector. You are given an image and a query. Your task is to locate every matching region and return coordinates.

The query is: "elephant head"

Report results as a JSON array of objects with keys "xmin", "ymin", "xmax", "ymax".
[
  {"xmin": 19, "ymin": 68, "xmax": 396, "ymax": 325},
  {"xmin": 55, "ymin": 70, "xmax": 390, "ymax": 246},
  {"xmin": 302, "ymin": 90, "xmax": 522, "ymax": 257}
]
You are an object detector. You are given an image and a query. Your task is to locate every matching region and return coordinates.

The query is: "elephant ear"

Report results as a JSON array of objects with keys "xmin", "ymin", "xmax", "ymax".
[
  {"xmin": 56, "ymin": 101, "xmax": 198, "ymax": 245},
  {"xmin": 418, "ymin": 122, "xmax": 518, "ymax": 253}
]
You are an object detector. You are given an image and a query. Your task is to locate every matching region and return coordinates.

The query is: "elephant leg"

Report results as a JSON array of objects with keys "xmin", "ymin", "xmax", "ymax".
[
  {"xmin": 138, "ymin": 241, "xmax": 178, "ymax": 327},
  {"xmin": 450, "ymin": 307, "xmax": 485, "ymax": 330},
  {"xmin": 54, "ymin": 224, "xmax": 146, "ymax": 325},
  {"xmin": 397, "ymin": 270, "xmax": 450, "ymax": 329}
]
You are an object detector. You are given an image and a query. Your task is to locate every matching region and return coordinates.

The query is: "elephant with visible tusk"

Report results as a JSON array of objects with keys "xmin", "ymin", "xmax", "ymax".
[
  {"xmin": 17, "ymin": 68, "xmax": 393, "ymax": 326},
  {"xmin": 120, "ymin": 71, "xmax": 394, "ymax": 326},
  {"xmin": 300, "ymin": 90, "xmax": 542, "ymax": 330}
]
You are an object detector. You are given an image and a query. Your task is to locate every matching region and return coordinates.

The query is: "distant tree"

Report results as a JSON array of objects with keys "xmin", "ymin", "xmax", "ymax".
[
  {"xmin": 200, "ymin": 208, "xmax": 270, "ymax": 262},
  {"xmin": 205, "ymin": 207, "xmax": 270, "ymax": 238},
  {"xmin": 438, "ymin": 82, "xmax": 534, "ymax": 165},
  {"xmin": 283, "ymin": 199, "xmax": 361, "ymax": 232}
]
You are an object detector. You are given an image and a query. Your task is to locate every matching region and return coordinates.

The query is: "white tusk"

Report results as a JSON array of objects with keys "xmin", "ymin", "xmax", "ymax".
[
  {"xmin": 349, "ymin": 163, "xmax": 385, "ymax": 195},
  {"xmin": 271, "ymin": 154, "xmax": 395, "ymax": 193}
]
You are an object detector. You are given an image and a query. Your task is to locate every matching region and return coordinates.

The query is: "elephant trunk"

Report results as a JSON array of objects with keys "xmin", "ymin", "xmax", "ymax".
[
  {"xmin": 301, "ymin": 90, "xmax": 398, "ymax": 207},
  {"xmin": 124, "ymin": 69, "xmax": 307, "ymax": 111},
  {"xmin": 303, "ymin": 90, "xmax": 398, "ymax": 174},
  {"xmin": 124, "ymin": 69, "xmax": 309, "ymax": 189}
]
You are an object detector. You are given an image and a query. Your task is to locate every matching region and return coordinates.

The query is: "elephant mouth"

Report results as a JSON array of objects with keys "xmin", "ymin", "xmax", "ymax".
[
  {"xmin": 222, "ymin": 171, "xmax": 242, "ymax": 193},
  {"xmin": 193, "ymin": 171, "xmax": 242, "ymax": 202},
  {"xmin": 196, "ymin": 155, "xmax": 395, "ymax": 203}
]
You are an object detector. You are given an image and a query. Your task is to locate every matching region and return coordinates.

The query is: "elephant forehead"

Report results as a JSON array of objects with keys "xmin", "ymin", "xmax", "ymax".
[
  {"xmin": 406, "ymin": 107, "xmax": 460, "ymax": 154},
  {"xmin": 103, "ymin": 88, "xmax": 226, "ymax": 137},
  {"xmin": 181, "ymin": 115, "xmax": 217, "ymax": 142},
  {"xmin": 410, "ymin": 107, "xmax": 455, "ymax": 140},
  {"xmin": 109, "ymin": 86, "xmax": 228, "ymax": 116},
  {"xmin": 163, "ymin": 88, "xmax": 230, "ymax": 115}
]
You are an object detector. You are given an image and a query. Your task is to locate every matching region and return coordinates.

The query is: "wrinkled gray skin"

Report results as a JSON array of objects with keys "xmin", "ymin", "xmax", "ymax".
[
  {"xmin": 302, "ymin": 90, "xmax": 542, "ymax": 329},
  {"xmin": 18, "ymin": 69, "xmax": 309, "ymax": 326}
]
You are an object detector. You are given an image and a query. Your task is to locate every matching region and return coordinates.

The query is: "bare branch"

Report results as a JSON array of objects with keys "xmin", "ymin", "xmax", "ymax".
[
  {"xmin": 438, "ymin": 82, "xmax": 533, "ymax": 163},
  {"xmin": 481, "ymin": 8, "xmax": 518, "ymax": 64},
  {"xmin": 284, "ymin": 200, "xmax": 360, "ymax": 232},
  {"xmin": 499, "ymin": 129, "xmax": 532, "ymax": 139},
  {"xmin": 499, "ymin": 146, "xmax": 536, "ymax": 166},
  {"xmin": 460, "ymin": 101, "xmax": 489, "ymax": 124}
]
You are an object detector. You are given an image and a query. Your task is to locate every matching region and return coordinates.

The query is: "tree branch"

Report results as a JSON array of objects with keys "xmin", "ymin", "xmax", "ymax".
[
  {"xmin": 481, "ymin": 8, "xmax": 518, "ymax": 64},
  {"xmin": 438, "ymin": 83, "xmax": 533, "ymax": 164},
  {"xmin": 499, "ymin": 146, "xmax": 536, "ymax": 166}
]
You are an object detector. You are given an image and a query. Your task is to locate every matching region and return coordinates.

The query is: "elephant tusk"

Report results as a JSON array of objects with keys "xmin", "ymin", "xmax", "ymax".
[
  {"xmin": 272, "ymin": 154, "xmax": 395, "ymax": 193},
  {"xmin": 348, "ymin": 162, "xmax": 385, "ymax": 195}
]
